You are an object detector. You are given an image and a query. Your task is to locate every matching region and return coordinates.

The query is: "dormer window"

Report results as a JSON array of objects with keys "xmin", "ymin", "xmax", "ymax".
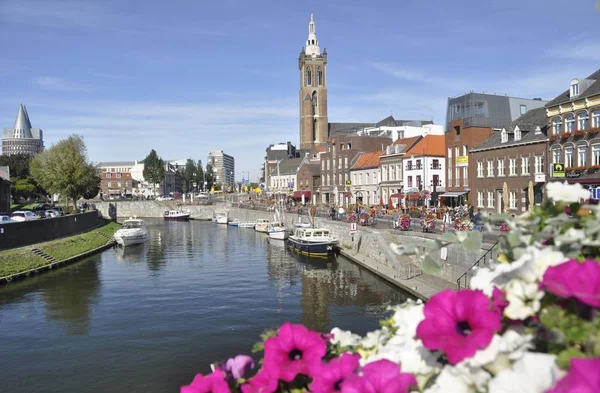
[
  {"xmin": 501, "ymin": 128, "xmax": 508, "ymax": 143},
  {"xmin": 514, "ymin": 126, "xmax": 521, "ymax": 141},
  {"xmin": 570, "ymin": 79, "xmax": 580, "ymax": 97}
]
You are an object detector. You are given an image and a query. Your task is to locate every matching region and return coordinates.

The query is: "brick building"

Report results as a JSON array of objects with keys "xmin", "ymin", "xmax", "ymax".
[
  {"xmin": 379, "ymin": 137, "xmax": 420, "ymax": 207},
  {"xmin": 546, "ymin": 68, "xmax": 600, "ymax": 189},
  {"xmin": 470, "ymin": 107, "xmax": 548, "ymax": 215},
  {"xmin": 100, "ymin": 171, "xmax": 134, "ymax": 198},
  {"xmin": 296, "ymin": 150, "xmax": 323, "ymax": 204},
  {"xmin": 319, "ymin": 135, "xmax": 391, "ymax": 205}
]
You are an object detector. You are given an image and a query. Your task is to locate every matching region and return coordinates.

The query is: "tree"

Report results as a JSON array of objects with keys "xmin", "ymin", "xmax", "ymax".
[
  {"xmin": 260, "ymin": 163, "xmax": 265, "ymax": 183},
  {"xmin": 0, "ymin": 153, "xmax": 45, "ymax": 201},
  {"xmin": 0, "ymin": 153, "xmax": 31, "ymax": 179},
  {"xmin": 82, "ymin": 174, "xmax": 101, "ymax": 199},
  {"xmin": 183, "ymin": 158, "xmax": 195, "ymax": 193},
  {"xmin": 30, "ymin": 135, "xmax": 98, "ymax": 209},
  {"xmin": 213, "ymin": 182, "xmax": 222, "ymax": 191},
  {"xmin": 205, "ymin": 162, "xmax": 215, "ymax": 191},
  {"xmin": 195, "ymin": 160, "xmax": 204, "ymax": 192},
  {"xmin": 142, "ymin": 149, "xmax": 165, "ymax": 196}
]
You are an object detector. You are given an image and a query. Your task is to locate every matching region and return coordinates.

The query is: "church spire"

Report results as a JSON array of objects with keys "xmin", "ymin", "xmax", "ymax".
[
  {"xmin": 12, "ymin": 104, "xmax": 33, "ymax": 138},
  {"xmin": 305, "ymin": 13, "xmax": 320, "ymax": 56}
]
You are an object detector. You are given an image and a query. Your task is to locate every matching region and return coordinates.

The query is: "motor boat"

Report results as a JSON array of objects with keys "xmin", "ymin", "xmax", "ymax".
[
  {"xmin": 238, "ymin": 221, "xmax": 256, "ymax": 228},
  {"xmin": 288, "ymin": 228, "xmax": 339, "ymax": 257},
  {"xmin": 267, "ymin": 222, "xmax": 289, "ymax": 240},
  {"xmin": 164, "ymin": 210, "xmax": 191, "ymax": 221},
  {"xmin": 254, "ymin": 218, "xmax": 270, "ymax": 233},
  {"xmin": 228, "ymin": 218, "xmax": 240, "ymax": 227},
  {"xmin": 215, "ymin": 211, "xmax": 228, "ymax": 224},
  {"xmin": 114, "ymin": 218, "xmax": 150, "ymax": 246},
  {"xmin": 293, "ymin": 217, "xmax": 312, "ymax": 229}
]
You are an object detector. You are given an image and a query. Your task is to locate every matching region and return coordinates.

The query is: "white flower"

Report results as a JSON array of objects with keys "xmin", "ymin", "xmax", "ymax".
[
  {"xmin": 470, "ymin": 266, "xmax": 501, "ymax": 296},
  {"xmin": 463, "ymin": 327, "xmax": 533, "ymax": 372},
  {"xmin": 554, "ymin": 228, "xmax": 586, "ymax": 247},
  {"xmin": 390, "ymin": 299, "xmax": 424, "ymax": 337},
  {"xmin": 504, "ymin": 280, "xmax": 544, "ymax": 320},
  {"xmin": 532, "ymin": 248, "xmax": 568, "ymax": 278},
  {"xmin": 360, "ymin": 327, "xmax": 391, "ymax": 349},
  {"xmin": 363, "ymin": 334, "xmax": 441, "ymax": 376},
  {"xmin": 330, "ymin": 328, "xmax": 361, "ymax": 347},
  {"xmin": 488, "ymin": 353, "xmax": 562, "ymax": 393},
  {"xmin": 424, "ymin": 364, "xmax": 491, "ymax": 393},
  {"xmin": 546, "ymin": 181, "xmax": 590, "ymax": 203}
]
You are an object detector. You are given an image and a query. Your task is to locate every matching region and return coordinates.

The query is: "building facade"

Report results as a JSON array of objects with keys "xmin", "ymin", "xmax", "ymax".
[
  {"xmin": 0, "ymin": 166, "xmax": 10, "ymax": 215},
  {"xmin": 546, "ymin": 69, "xmax": 600, "ymax": 190},
  {"xmin": 379, "ymin": 137, "xmax": 422, "ymax": 207},
  {"xmin": 470, "ymin": 107, "xmax": 548, "ymax": 215},
  {"xmin": 2, "ymin": 104, "xmax": 44, "ymax": 156},
  {"xmin": 350, "ymin": 151, "xmax": 384, "ymax": 206},
  {"xmin": 299, "ymin": 14, "xmax": 328, "ymax": 151},
  {"xmin": 296, "ymin": 155, "xmax": 321, "ymax": 204},
  {"xmin": 320, "ymin": 135, "xmax": 391, "ymax": 205},
  {"xmin": 264, "ymin": 142, "xmax": 299, "ymax": 192},
  {"xmin": 359, "ymin": 116, "xmax": 440, "ymax": 142},
  {"xmin": 268, "ymin": 158, "xmax": 302, "ymax": 194},
  {"xmin": 402, "ymin": 135, "xmax": 446, "ymax": 206},
  {"xmin": 97, "ymin": 160, "xmax": 182, "ymax": 198},
  {"xmin": 207, "ymin": 150, "xmax": 235, "ymax": 190}
]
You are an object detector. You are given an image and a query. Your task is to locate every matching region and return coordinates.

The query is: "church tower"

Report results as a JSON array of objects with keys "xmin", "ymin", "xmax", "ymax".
[{"xmin": 299, "ymin": 14, "xmax": 328, "ymax": 151}]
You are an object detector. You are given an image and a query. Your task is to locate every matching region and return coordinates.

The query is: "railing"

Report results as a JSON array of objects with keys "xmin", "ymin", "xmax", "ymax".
[
  {"xmin": 456, "ymin": 240, "xmax": 499, "ymax": 289},
  {"xmin": 406, "ymin": 165, "xmax": 413, "ymax": 171},
  {"xmin": 430, "ymin": 164, "xmax": 441, "ymax": 169},
  {"xmin": 415, "ymin": 164, "xmax": 423, "ymax": 170}
]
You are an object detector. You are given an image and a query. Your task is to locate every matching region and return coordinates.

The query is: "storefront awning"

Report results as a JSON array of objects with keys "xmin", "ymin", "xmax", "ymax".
[
  {"xmin": 293, "ymin": 190, "xmax": 312, "ymax": 199},
  {"xmin": 440, "ymin": 191, "xmax": 467, "ymax": 198}
]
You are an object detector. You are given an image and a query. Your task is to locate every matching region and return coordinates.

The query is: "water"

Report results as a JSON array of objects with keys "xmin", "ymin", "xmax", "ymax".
[{"xmin": 0, "ymin": 220, "xmax": 410, "ymax": 393}]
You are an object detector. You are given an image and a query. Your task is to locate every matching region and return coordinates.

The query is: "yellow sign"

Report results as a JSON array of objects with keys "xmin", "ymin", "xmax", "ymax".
[
  {"xmin": 455, "ymin": 156, "xmax": 469, "ymax": 167},
  {"xmin": 553, "ymin": 163, "xmax": 565, "ymax": 178},
  {"xmin": 210, "ymin": 187, "xmax": 214, "ymax": 193},
  {"xmin": 345, "ymin": 180, "xmax": 352, "ymax": 186},
  {"xmin": 255, "ymin": 187, "xmax": 261, "ymax": 194}
]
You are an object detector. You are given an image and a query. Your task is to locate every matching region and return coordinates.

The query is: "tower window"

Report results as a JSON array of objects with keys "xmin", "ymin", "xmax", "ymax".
[
  {"xmin": 317, "ymin": 67, "xmax": 323, "ymax": 85},
  {"xmin": 305, "ymin": 67, "xmax": 312, "ymax": 86}
]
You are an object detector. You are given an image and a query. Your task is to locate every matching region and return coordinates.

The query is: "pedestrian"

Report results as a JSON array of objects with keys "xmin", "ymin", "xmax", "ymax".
[
  {"xmin": 474, "ymin": 209, "xmax": 483, "ymax": 232},
  {"xmin": 442, "ymin": 208, "xmax": 451, "ymax": 232},
  {"xmin": 392, "ymin": 210, "xmax": 399, "ymax": 229}
]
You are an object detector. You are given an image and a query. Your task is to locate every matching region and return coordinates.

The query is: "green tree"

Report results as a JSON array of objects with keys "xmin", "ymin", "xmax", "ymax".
[
  {"xmin": 0, "ymin": 153, "xmax": 31, "ymax": 178},
  {"xmin": 30, "ymin": 135, "xmax": 98, "ymax": 209},
  {"xmin": 11, "ymin": 178, "xmax": 37, "ymax": 201},
  {"xmin": 205, "ymin": 162, "xmax": 215, "ymax": 191},
  {"xmin": 0, "ymin": 153, "xmax": 45, "ymax": 201},
  {"xmin": 142, "ymin": 149, "xmax": 165, "ymax": 196},
  {"xmin": 82, "ymin": 174, "xmax": 101, "ymax": 199},
  {"xmin": 260, "ymin": 163, "xmax": 265, "ymax": 183},
  {"xmin": 195, "ymin": 160, "xmax": 204, "ymax": 192},
  {"xmin": 183, "ymin": 158, "xmax": 196, "ymax": 193},
  {"xmin": 213, "ymin": 182, "xmax": 222, "ymax": 191}
]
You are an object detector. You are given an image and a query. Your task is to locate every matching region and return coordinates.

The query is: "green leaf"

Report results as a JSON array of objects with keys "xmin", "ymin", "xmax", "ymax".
[
  {"xmin": 556, "ymin": 347, "xmax": 584, "ymax": 370},
  {"xmin": 422, "ymin": 255, "xmax": 441, "ymax": 275},
  {"xmin": 251, "ymin": 341, "xmax": 264, "ymax": 353},
  {"xmin": 440, "ymin": 232, "xmax": 458, "ymax": 243},
  {"xmin": 462, "ymin": 232, "xmax": 482, "ymax": 251}
]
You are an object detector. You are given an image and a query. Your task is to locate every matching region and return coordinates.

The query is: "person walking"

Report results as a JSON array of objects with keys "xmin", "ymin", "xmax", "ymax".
[
  {"xmin": 474, "ymin": 209, "xmax": 484, "ymax": 232},
  {"xmin": 442, "ymin": 208, "xmax": 451, "ymax": 232},
  {"xmin": 392, "ymin": 210, "xmax": 399, "ymax": 229}
]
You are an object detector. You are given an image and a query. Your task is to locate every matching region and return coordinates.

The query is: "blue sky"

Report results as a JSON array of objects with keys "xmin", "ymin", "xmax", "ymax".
[{"xmin": 1, "ymin": 0, "xmax": 599, "ymax": 180}]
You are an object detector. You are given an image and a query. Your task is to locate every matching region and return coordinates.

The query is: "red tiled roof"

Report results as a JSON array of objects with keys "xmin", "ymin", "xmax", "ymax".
[
  {"xmin": 392, "ymin": 136, "xmax": 422, "ymax": 153},
  {"xmin": 406, "ymin": 135, "xmax": 445, "ymax": 157},
  {"xmin": 314, "ymin": 145, "xmax": 326, "ymax": 153},
  {"xmin": 352, "ymin": 151, "xmax": 385, "ymax": 169}
]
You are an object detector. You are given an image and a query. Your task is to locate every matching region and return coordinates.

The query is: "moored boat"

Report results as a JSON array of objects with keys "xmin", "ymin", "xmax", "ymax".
[
  {"xmin": 164, "ymin": 210, "xmax": 191, "ymax": 221},
  {"xmin": 238, "ymin": 221, "xmax": 256, "ymax": 228},
  {"xmin": 215, "ymin": 211, "xmax": 228, "ymax": 224},
  {"xmin": 254, "ymin": 218, "xmax": 270, "ymax": 233},
  {"xmin": 228, "ymin": 219, "xmax": 240, "ymax": 227},
  {"xmin": 267, "ymin": 222, "xmax": 289, "ymax": 240},
  {"xmin": 114, "ymin": 218, "xmax": 151, "ymax": 246},
  {"xmin": 288, "ymin": 228, "xmax": 339, "ymax": 257}
]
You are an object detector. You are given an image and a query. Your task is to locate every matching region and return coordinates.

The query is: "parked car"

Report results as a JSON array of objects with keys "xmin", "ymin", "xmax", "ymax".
[
  {"xmin": 0, "ymin": 215, "xmax": 15, "ymax": 223},
  {"xmin": 45, "ymin": 209, "xmax": 60, "ymax": 218},
  {"xmin": 11, "ymin": 211, "xmax": 39, "ymax": 222},
  {"xmin": 156, "ymin": 196, "xmax": 174, "ymax": 201},
  {"xmin": 33, "ymin": 203, "xmax": 54, "ymax": 212}
]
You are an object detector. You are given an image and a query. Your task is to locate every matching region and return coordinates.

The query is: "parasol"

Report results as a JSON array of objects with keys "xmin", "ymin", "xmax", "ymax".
[{"xmin": 503, "ymin": 182, "xmax": 509, "ymax": 213}]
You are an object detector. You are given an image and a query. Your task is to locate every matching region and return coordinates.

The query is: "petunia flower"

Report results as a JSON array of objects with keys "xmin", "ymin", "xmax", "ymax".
[
  {"xmin": 416, "ymin": 289, "xmax": 502, "ymax": 365},
  {"xmin": 263, "ymin": 322, "xmax": 327, "ymax": 382},
  {"xmin": 341, "ymin": 359, "xmax": 416, "ymax": 393},
  {"xmin": 240, "ymin": 368, "xmax": 279, "ymax": 393},
  {"xmin": 546, "ymin": 357, "xmax": 600, "ymax": 393},
  {"xmin": 546, "ymin": 181, "xmax": 590, "ymax": 203},
  {"xmin": 491, "ymin": 287, "xmax": 509, "ymax": 314},
  {"xmin": 330, "ymin": 328, "xmax": 361, "ymax": 348},
  {"xmin": 310, "ymin": 353, "xmax": 360, "ymax": 393},
  {"xmin": 181, "ymin": 370, "xmax": 231, "ymax": 393},
  {"xmin": 504, "ymin": 280, "xmax": 544, "ymax": 320},
  {"xmin": 542, "ymin": 259, "xmax": 600, "ymax": 307},
  {"xmin": 488, "ymin": 352, "xmax": 561, "ymax": 393},
  {"xmin": 225, "ymin": 355, "xmax": 255, "ymax": 379}
]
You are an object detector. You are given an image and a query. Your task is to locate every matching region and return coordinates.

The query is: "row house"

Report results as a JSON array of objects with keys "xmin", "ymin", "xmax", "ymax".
[
  {"xmin": 296, "ymin": 150, "xmax": 323, "ymax": 204},
  {"xmin": 403, "ymin": 135, "xmax": 446, "ymax": 204},
  {"xmin": 470, "ymin": 107, "xmax": 548, "ymax": 214},
  {"xmin": 546, "ymin": 69, "xmax": 600, "ymax": 189},
  {"xmin": 268, "ymin": 157, "xmax": 302, "ymax": 194},
  {"xmin": 101, "ymin": 171, "xmax": 135, "ymax": 198},
  {"xmin": 350, "ymin": 151, "xmax": 384, "ymax": 206},
  {"xmin": 264, "ymin": 142, "xmax": 299, "ymax": 192},
  {"xmin": 97, "ymin": 160, "xmax": 182, "ymax": 197},
  {"xmin": 319, "ymin": 135, "xmax": 391, "ymax": 205},
  {"xmin": 379, "ymin": 137, "xmax": 419, "ymax": 207}
]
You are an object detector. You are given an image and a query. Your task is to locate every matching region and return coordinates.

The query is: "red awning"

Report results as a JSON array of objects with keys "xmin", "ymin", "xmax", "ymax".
[
  {"xmin": 293, "ymin": 190, "xmax": 311, "ymax": 199},
  {"xmin": 390, "ymin": 193, "xmax": 405, "ymax": 199},
  {"xmin": 408, "ymin": 193, "xmax": 421, "ymax": 200}
]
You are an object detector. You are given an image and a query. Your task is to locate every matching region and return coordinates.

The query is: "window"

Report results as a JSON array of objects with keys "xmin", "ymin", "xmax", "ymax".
[
  {"xmin": 534, "ymin": 156, "xmax": 544, "ymax": 174},
  {"xmin": 416, "ymin": 175, "xmax": 422, "ymax": 188},
  {"xmin": 382, "ymin": 165, "xmax": 387, "ymax": 181},
  {"xmin": 488, "ymin": 191, "xmax": 494, "ymax": 208},
  {"xmin": 107, "ymin": 181, "xmax": 112, "ymax": 188},
  {"xmin": 578, "ymin": 112, "xmax": 589, "ymax": 130},
  {"xmin": 477, "ymin": 192, "xmax": 484, "ymax": 207},
  {"xmin": 520, "ymin": 104, "xmax": 527, "ymax": 115},
  {"xmin": 448, "ymin": 168, "xmax": 452, "ymax": 185},
  {"xmin": 447, "ymin": 147, "xmax": 452, "ymax": 160},
  {"xmin": 552, "ymin": 117, "xmax": 562, "ymax": 135},
  {"xmin": 353, "ymin": 173, "xmax": 357, "ymax": 185},
  {"xmin": 366, "ymin": 173, "xmax": 370, "ymax": 184},
  {"xmin": 565, "ymin": 147, "xmax": 574, "ymax": 167},
  {"xmin": 514, "ymin": 127, "xmax": 521, "ymax": 141},
  {"xmin": 487, "ymin": 160, "xmax": 494, "ymax": 177},
  {"xmin": 509, "ymin": 158, "xmax": 517, "ymax": 175},
  {"xmin": 406, "ymin": 161, "xmax": 413, "ymax": 170},
  {"xmin": 359, "ymin": 173, "xmax": 362, "ymax": 185},
  {"xmin": 408, "ymin": 176, "xmax": 413, "ymax": 188},
  {"xmin": 321, "ymin": 161, "xmax": 325, "ymax": 170},
  {"xmin": 593, "ymin": 110, "xmax": 600, "ymax": 128},
  {"xmin": 498, "ymin": 159, "xmax": 505, "ymax": 176},
  {"xmin": 433, "ymin": 174, "xmax": 440, "ymax": 186},
  {"xmin": 317, "ymin": 67, "xmax": 323, "ymax": 85},
  {"xmin": 578, "ymin": 145, "xmax": 586, "ymax": 166},
  {"xmin": 432, "ymin": 159, "xmax": 440, "ymax": 169},
  {"xmin": 509, "ymin": 191, "xmax": 517, "ymax": 209},
  {"xmin": 553, "ymin": 148, "xmax": 562, "ymax": 164},
  {"xmin": 463, "ymin": 145, "xmax": 468, "ymax": 156},
  {"xmin": 565, "ymin": 115, "xmax": 575, "ymax": 133},
  {"xmin": 501, "ymin": 129, "xmax": 508, "ymax": 143},
  {"xmin": 455, "ymin": 146, "xmax": 459, "ymax": 159},
  {"xmin": 416, "ymin": 159, "xmax": 422, "ymax": 169},
  {"xmin": 344, "ymin": 156, "xmax": 348, "ymax": 167},
  {"xmin": 570, "ymin": 82, "xmax": 579, "ymax": 97},
  {"xmin": 521, "ymin": 157, "xmax": 529, "ymax": 175},
  {"xmin": 588, "ymin": 145, "xmax": 600, "ymax": 167},
  {"xmin": 116, "ymin": 173, "xmax": 121, "ymax": 178},
  {"xmin": 305, "ymin": 67, "xmax": 312, "ymax": 86},
  {"xmin": 477, "ymin": 162, "xmax": 484, "ymax": 178},
  {"xmin": 106, "ymin": 173, "xmax": 111, "ymax": 178},
  {"xmin": 455, "ymin": 167, "xmax": 460, "ymax": 186}
]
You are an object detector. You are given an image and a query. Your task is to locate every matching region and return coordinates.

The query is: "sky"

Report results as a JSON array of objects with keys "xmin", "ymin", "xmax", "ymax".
[{"xmin": 1, "ymin": 0, "xmax": 599, "ymax": 181}]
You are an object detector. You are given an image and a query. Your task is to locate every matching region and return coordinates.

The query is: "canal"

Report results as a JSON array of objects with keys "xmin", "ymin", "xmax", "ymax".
[{"xmin": 0, "ymin": 220, "xmax": 411, "ymax": 393}]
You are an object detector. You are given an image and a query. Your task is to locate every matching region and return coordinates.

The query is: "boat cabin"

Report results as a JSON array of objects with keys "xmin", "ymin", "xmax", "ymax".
[
  {"xmin": 294, "ymin": 228, "xmax": 331, "ymax": 239},
  {"xmin": 122, "ymin": 219, "xmax": 145, "ymax": 229}
]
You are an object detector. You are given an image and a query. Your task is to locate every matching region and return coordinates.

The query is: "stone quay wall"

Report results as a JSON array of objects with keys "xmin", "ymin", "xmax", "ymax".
[{"xmin": 95, "ymin": 201, "xmax": 493, "ymax": 292}]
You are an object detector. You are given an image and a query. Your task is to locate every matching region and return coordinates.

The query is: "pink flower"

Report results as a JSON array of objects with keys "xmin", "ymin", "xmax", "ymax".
[
  {"xmin": 341, "ymin": 359, "xmax": 416, "ymax": 393},
  {"xmin": 416, "ymin": 289, "xmax": 502, "ymax": 364},
  {"xmin": 492, "ymin": 287, "xmax": 509, "ymax": 314},
  {"xmin": 224, "ymin": 355, "xmax": 255, "ymax": 379},
  {"xmin": 263, "ymin": 322, "xmax": 327, "ymax": 381},
  {"xmin": 241, "ymin": 369, "xmax": 279, "ymax": 393},
  {"xmin": 311, "ymin": 353, "xmax": 360, "ymax": 393},
  {"xmin": 542, "ymin": 260, "xmax": 600, "ymax": 307},
  {"xmin": 546, "ymin": 358, "xmax": 600, "ymax": 393},
  {"xmin": 181, "ymin": 370, "xmax": 230, "ymax": 393}
]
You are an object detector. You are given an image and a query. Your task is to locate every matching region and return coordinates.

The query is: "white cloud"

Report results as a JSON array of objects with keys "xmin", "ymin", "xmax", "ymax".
[
  {"xmin": 369, "ymin": 62, "xmax": 469, "ymax": 92},
  {"xmin": 32, "ymin": 77, "xmax": 88, "ymax": 92},
  {"xmin": 545, "ymin": 39, "xmax": 600, "ymax": 63}
]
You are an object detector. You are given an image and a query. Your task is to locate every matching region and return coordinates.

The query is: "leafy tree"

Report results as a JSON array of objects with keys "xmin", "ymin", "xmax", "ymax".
[
  {"xmin": 142, "ymin": 149, "xmax": 165, "ymax": 196},
  {"xmin": 205, "ymin": 162, "xmax": 215, "ymax": 191},
  {"xmin": 0, "ymin": 153, "xmax": 45, "ymax": 201},
  {"xmin": 0, "ymin": 153, "xmax": 31, "ymax": 179},
  {"xmin": 82, "ymin": 174, "xmax": 101, "ymax": 199},
  {"xmin": 183, "ymin": 158, "xmax": 195, "ymax": 193},
  {"xmin": 260, "ymin": 163, "xmax": 265, "ymax": 183},
  {"xmin": 213, "ymin": 182, "xmax": 222, "ymax": 191},
  {"xmin": 30, "ymin": 134, "xmax": 98, "ymax": 209},
  {"xmin": 195, "ymin": 160, "xmax": 204, "ymax": 192},
  {"xmin": 11, "ymin": 178, "xmax": 37, "ymax": 201}
]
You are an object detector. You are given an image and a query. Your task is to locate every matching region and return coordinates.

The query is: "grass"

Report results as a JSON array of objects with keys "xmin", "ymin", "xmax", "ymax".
[
  {"xmin": 0, "ymin": 220, "xmax": 121, "ymax": 278},
  {"xmin": 10, "ymin": 203, "xmax": 37, "ymax": 211}
]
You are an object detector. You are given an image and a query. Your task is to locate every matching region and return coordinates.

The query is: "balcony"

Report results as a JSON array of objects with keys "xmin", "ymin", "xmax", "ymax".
[
  {"xmin": 430, "ymin": 180, "xmax": 442, "ymax": 186},
  {"xmin": 405, "ymin": 165, "xmax": 413, "ymax": 171},
  {"xmin": 430, "ymin": 164, "xmax": 441, "ymax": 170},
  {"xmin": 415, "ymin": 164, "xmax": 423, "ymax": 170}
]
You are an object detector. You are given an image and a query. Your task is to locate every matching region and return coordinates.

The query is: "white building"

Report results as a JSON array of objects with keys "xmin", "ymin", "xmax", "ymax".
[
  {"xmin": 402, "ymin": 135, "xmax": 446, "ymax": 199},
  {"xmin": 268, "ymin": 157, "xmax": 302, "ymax": 194},
  {"xmin": 358, "ymin": 116, "xmax": 442, "ymax": 142},
  {"xmin": 208, "ymin": 150, "xmax": 235, "ymax": 190},
  {"xmin": 350, "ymin": 151, "xmax": 384, "ymax": 206}
]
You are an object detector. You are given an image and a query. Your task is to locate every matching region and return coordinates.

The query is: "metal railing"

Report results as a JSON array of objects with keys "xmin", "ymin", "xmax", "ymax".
[{"xmin": 456, "ymin": 240, "xmax": 499, "ymax": 289}]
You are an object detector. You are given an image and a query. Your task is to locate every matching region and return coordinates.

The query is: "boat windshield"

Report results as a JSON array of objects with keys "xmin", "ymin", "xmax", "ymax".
[{"xmin": 123, "ymin": 221, "xmax": 142, "ymax": 228}]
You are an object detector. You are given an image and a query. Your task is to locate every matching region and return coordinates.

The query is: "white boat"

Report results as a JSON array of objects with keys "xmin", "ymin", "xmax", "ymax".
[
  {"xmin": 255, "ymin": 218, "xmax": 270, "ymax": 233},
  {"xmin": 238, "ymin": 221, "xmax": 256, "ymax": 228},
  {"xmin": 268, "ymin": 222, "xmax": 289, "ymax": 240},
  {"xmin": 293, "ymin": 217, "xmax": 312, "ymax": 228},
  {"xmin": 228, "ymin": 219, "xmax": 240, "ymax": 226},
  {"xmin": 288, "ymin": 228, "xmax": 339, "ymax": 258},
  {"xmin": 215, "ymin": 211, "xmax": 228, "ymax": 224},
  {"xmin": 164, "ymin": 210, "xmax": 190, "ymax": 221},
  {"xmin": 114, "ymin": 218, "xmax": 150, "ymax": 246}
]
